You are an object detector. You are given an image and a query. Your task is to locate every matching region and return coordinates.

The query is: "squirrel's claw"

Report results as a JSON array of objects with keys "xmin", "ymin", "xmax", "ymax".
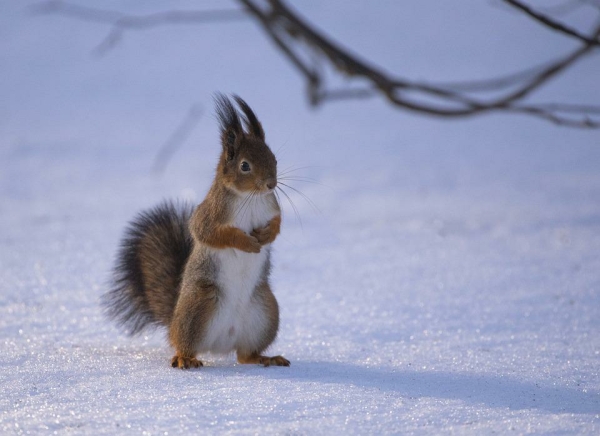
[
  {"xmin": 171, "ymin": 355, "xmax": 203, "ymax": 369},
  {"xmin": 260, "ymin": 355, "xmax": 290, "ymax": 367},
  {"xmin": 237, "ymin": 353, "xmax": 290, "ymax": 367}
]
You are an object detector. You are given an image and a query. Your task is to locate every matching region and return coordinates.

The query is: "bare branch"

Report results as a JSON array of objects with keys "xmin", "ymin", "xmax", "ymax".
[
  {"xmin": 33, "ymin": 0, "xmax": 248, "ymax": 55},
  {"xmin": 503, "ymin": 0, "xmax": 600, "ymax": 45},
  {"xmin": 239, "ymin": 0, "xmax": 320, "ymax": 103},
  {"xmin": 35, "ymin": 0, "xmax": 600, "ymax": 128},
  {"xmin": 239, "ymin": 0, "xmax": 600, "ymax": 126},
  {"xmin": 537, "ymin": 0, "xmax": 595, "ymax": 16}
]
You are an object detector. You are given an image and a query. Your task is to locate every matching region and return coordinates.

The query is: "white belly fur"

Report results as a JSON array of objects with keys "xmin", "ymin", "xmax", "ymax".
[{"xmin": 201, "ymin": 193, "xmax": 277, "ymax": 354}]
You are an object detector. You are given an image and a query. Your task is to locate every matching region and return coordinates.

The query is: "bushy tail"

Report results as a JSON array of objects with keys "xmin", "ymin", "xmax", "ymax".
[{"xmin": 102, "ymin": 201, "xmax": 194, "ymax": 335}]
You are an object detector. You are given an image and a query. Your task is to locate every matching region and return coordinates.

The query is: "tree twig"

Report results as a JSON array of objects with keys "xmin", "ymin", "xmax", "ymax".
[
  {"xmin": 152, "ymin": 104, "xmax": 203, "ymax": 176},
  {"xmin": 240, "ymin": 0, "xmax": 600, "ymax": 127},
  {"xmin": 503, "ymin": 0, "xmax": 600, "ymax": 45},
  {"xmin": 32, "ymin": 0, "xmax": 248, "ymax": 56},
  {"xmin": 35, "ymin": 0, "xmax": 600, "ymax": 128}
]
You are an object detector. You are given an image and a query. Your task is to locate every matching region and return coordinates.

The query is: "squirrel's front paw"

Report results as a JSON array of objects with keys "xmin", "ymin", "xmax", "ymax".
[
  {"xmin": 171, "ymin": 355, "xmax": 203, "ymax": 369},
  {"xmin": 238, "ymin": 235, "xmax": 261, "ymax": 253},
  {"xmin": 251, "ymin": 225, "xmax": 272, "ymax": 245}
]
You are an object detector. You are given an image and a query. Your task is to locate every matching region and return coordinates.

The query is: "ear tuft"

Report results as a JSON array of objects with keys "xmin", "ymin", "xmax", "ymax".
[
  {"xmin": 233, "ymin": 94, "xmax": 265, "ymax": 140},
  {"xmin": 214, "ymin": 93, "xmax": 242, "ymax": 150}
]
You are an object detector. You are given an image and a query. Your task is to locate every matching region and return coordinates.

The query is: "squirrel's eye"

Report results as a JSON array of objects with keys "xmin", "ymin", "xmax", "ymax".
[{"xmin": 240, "ymin": 161, "xmax": 251, "ymax": 172}]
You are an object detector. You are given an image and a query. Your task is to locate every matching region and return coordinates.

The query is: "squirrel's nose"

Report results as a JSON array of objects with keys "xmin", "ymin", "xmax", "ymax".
[{"xmin": 266, "ymin": 179, "xmax": 277, "ymax": 190}]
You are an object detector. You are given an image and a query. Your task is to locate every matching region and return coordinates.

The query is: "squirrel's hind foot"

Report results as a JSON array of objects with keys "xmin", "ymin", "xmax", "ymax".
[
  {"xmin": 238, "ymin": 353, "xmax": 290, "ymax": 367},
  {"xmin": 171, "ymin": 355, "xmax": 203, "ymax": 369}
]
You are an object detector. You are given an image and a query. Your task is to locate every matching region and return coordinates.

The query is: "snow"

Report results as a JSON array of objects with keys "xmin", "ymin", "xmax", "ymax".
[{"xmin": 1, "ymin": 1, "xmax": 599, "ymax": 434}]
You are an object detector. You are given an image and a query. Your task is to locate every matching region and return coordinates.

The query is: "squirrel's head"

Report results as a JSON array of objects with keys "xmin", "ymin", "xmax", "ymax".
[{"xmin": 214, "ymin": 93, "xmax": 277, "ymax": 195}]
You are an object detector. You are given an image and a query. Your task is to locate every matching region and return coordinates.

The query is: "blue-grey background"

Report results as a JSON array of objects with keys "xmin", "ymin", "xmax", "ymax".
[{"xmin": 1, "ymin": 1, "xmax": 599, "ymax": 434}]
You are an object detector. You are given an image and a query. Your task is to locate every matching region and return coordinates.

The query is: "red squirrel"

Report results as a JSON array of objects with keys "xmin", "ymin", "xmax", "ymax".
[{"xmin": 103, "ymin": 94, "xmax": 289, "ymax": 369}]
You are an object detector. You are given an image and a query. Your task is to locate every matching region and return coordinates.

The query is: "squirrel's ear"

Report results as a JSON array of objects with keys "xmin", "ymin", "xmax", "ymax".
[
  {"xmin": 214, "ymin": 93, "xmax": 242, "ymax": 160},
  {"xmin": 223, "ymin": 129, "xmax": 237, "ymax": 161},
  {"xmin": 233, "ymin": 95, "xmax": 265, "ymax": 141}
]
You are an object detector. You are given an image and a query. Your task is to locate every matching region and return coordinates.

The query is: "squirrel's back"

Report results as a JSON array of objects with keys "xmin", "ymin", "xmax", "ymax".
[{"xmin": 102, "ymin": 201, "xmax": 194, "ymax": 335}]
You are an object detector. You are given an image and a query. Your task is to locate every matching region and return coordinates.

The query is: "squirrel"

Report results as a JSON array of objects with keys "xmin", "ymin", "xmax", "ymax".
[{"xmin": 102, "ymin": 93, "xmax": 290, "ymax": 369}]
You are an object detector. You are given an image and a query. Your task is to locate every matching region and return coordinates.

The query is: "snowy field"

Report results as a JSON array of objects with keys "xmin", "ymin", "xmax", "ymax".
[{"xmin": 1, "ymin": 1, "xmax": 599, "ymax": 434}]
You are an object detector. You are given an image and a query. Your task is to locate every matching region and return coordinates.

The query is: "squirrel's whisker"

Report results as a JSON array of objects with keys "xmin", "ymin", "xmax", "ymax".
[
  {"xmin": 273, "ymin": 189, "xmax": 282, "ymax": 208},
  {"xmin": 274, "ymin": 141, "xmax": 288, "ymax": 158},
  {"xmin": 277, "ymin": 186, "xmax": 302, "ymax": 229},
  {"xmin": 278, "ymin": 176, "xmax": 327, "ymax": 187},
  {"xmin": 277, "ymin": 165, "xmax": 317, "ymax": 178},
  {"xmin": 233, "ymin": 188, "xmax": 253, "ymax": 221},
  {"xmin": 237, "ymin": 189, "xmax": 256, "ymax": 223},
  {"xmin": 278, "ymin": 182, "xmax": 321, "ymax": 214}
]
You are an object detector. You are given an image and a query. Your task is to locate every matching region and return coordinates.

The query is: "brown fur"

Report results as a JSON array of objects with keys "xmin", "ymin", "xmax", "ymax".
[
  {"xmin": 104, "ymin": 95, "xmax": 288, "ymax": 369},
  {"xmin": 167, "ymin": 94, "xmax": 287, "ymax": 369},
  {"xmin": 189, "ymin": 183, "xmax": 263, "ymax": 253},
  {"xmin": 237, "ymin": 279, "xmax": 281, "ymax": 357},
  {"xmin": 138, "ymin": 231, "xmax": 184, "ymax": 326},
  {"xmin": 218, "ymin": 136, "xmax": 277, "ymax": 194},
  {"xmin": 102, "ymin": 202, "xmax": 193, "ymax": 335},
  {"xmin": 168, "ymin": 264, "xmax": 219, "ymax": 363}
]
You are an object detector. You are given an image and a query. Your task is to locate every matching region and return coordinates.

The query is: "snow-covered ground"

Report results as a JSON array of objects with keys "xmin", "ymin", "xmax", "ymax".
[{"xmin": 1, "ymin": 1, "xmax": 599, "ymax": 434}]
